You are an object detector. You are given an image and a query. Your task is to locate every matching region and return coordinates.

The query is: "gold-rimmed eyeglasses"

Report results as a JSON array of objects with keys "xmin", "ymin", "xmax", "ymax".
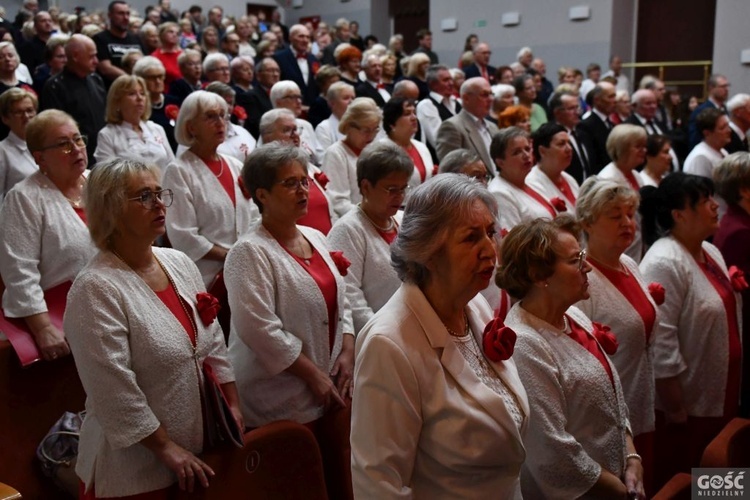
[
  {"xmin": 127, "ymin": 189, "xmax": 174, "ymax": 209},
  {"xmin": 38, "ymin": 135, "xmax": 88, "ymax": 154}
]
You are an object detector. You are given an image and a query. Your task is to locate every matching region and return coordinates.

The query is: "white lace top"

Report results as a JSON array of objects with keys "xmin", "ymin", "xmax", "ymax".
[{"xmin": 452, "ymin": 331, "xmax": 525, "ymax": 429}]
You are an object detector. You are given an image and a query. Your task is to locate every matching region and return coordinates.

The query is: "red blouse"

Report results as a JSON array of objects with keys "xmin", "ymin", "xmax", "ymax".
[
  {"xmin": 406, "ymin": 144, "xmax": 427, "ymax": 182},
  {"xmin": 73, "ymin": 206, "xmax": 88, "ymax": 225},
  {"xmin": 297, "ymin": 178, "xmax": 332, "ymax": 235},
  {"xmin": 155, "ymin": 282, "xmax": 196, "ymax": 347},
  {"xmin": 566, "ymin": 315, "xmax": 615, "ymax": 385},
  {"xmin": 204, "ymin": 156, "xmax": 236, "ymax": 206}
]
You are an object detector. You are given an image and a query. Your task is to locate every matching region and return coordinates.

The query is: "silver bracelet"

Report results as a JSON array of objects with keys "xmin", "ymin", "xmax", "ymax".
[{"xmin": 626, "ymin": 453, "xmax": 642, "ymax": 462}]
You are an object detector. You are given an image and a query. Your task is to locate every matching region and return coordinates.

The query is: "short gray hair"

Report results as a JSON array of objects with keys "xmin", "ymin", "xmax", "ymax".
[
  {"xmin": 178, "ymin": 48, "xmax": 201, "ymax": 68},
  {"xmin": 132, "ymin": 55, "xmax": 165, "ymax": 77},
  {"xmin": 259, "ymin": 108, "xmax": 296, "ymax": 140},
  {"xmin": 391, "ymin": 174, "xmax": 498, "ymax": 286},
  {"xmin": 439, "ymin": 149, "xmax": 480, "ymax": 174},
  {"xmin": 205, "ymin": 81, "xmax": 235, "ymax": 101},
  {"xmin": 174, "ymin": 90, "xmax": 228, "ymax": 146},
  {"xmin": 270, "ymin": 80, "xmax": 300, "ymax": 107},
  {"xmin": 85, "ymin": 158, "xmax": 161, "ymax": 250},
  {"xmin": 516, "ymin": 46, "xmax": 532, "ymax": 60},
  {"xmin": 241, "ymin": 143, "xmax": 308, "ymax": 213},
  {"xmin": 576, "ymin": 176, "xmax": 639, "ymax": 227},
  {"xmin": 357, "ymin": 140, "xmax": 414, "ymax": 189},
  {"xmin": 202, "ymin": 52, "xmax": 229, "ymax": 74},
  {"xmin": 425, "ymin": 64, "xmax": 449, "ymax": 86},
  {"xmin": 490, "ymin": 126, "xmax": 529, "ymax": 162},
  {"xmin": 727, "ymin": 93, "xmax": 750, "ymax": 117},
  {"xmin": 460, "ymin": 76, "xmax": 486, "ymax": 98},
  {"xmin": 714, "ymin": 152, "xmax": 750, "ymax": 205},
  {"xmin": 326, "ymin": 81, "xmax": 353, "ymax": 102}
]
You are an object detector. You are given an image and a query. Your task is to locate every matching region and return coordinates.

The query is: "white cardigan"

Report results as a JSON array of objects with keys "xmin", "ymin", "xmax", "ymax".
[
  {"xmin": 0, "ymin": 172, "xmax": 96, "ymax": 317},
  {"xmin": 176, "ymin": 123, "xmax": 257, "ymax": 164},
  {"xmin": 315, "ymin": 116, "xmax": 344, "ymax": 152},
  {"xmin": 526, "ymin": 165, "xmax": 580, "ymax": 213},
  {"xmin": 506, "ymin": 304, "xmax": 630, "ymax": 500},
  {"xmin": 380, "ymin": 137, "xmax": 435, "ymax": 189},
  {"xmin": 639, "ymin": 236, "xmax": 742, "ymax": 417},
  {"xmin": 298, "ymin": 118, "xmax": 325, "ymax": 165},
  {"xmin": 225, "ymin": 223, "xmax": 354, "ymax": 426},
  {"xmin": 487, "ymin": 174, "xmax": 554, "ymax": 232},
  {"xmin": 321, "ymin": 140, "xmax": 360, "ymax": 217},
  {"xmin": 0, "ymin": 131, "xmax": 37, "ymax": 205},
  {"xmin": 163, "ymin": 150, "xmax": 259, "ymax": 286},
  {"xmin": 598, "ymin": 163, "xmax": 644, "ymax": 262},
  {"xmin": 326, "ymin": 207, "xmax": 402, "ymax": 333},
  {"xmin": 576, "ymin": 254, "xmax": 657, "ymax": 436},
  {"xmin": 64, "ymin": 248, "xmax": 234, "ymax": 497},
  {"xmin": 352, "ymin": 283, "xmax": 529, "ymax": 499},
  {"xmin": 94, "ymin": 121, "xmax": 175, "ymax": 171}
]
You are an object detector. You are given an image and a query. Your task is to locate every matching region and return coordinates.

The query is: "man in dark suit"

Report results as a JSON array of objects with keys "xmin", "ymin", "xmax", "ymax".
[
  {"xmin": 627, "ymin": 89, "xmax": 681, "ymax": 171},
  {"xmin": 463, "ymin": 43, "xmax": 495, "ymax": 84},
  {"xmin": 355, "ymin": 54, "xmax": 390, "ymax": 107},
  {"xmin": 579, "ymin": 82, "xmax": 616, "ymax": 173},
  {"xmin": 688, "ymin": 74, "xmax": 730, "ymax": 148},
  {"xmin": 244, "ymin": 57, "xmax": 280, "ymax": 139},
  {"xmin": 550, "ymin": 90, "xmax": 594, "ymax": 184},
  {"xmin": 273, "ymin": 24, "xmax": 319, "ymax": 107},
  {"xmin": 726, "ymin": 93, "xmax": 750, "ymax": 154},
  {"xmin": 320, "ymin": 18, "xmax": 350, "ymax": 66}
]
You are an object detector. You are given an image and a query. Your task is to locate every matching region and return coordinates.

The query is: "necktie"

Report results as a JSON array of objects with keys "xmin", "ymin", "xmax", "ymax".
[
  {"xmin": 646, "ymin": 121, "xmax": 655, "ymax": 135},
  {"xmin": 296, "ymin": 52, "xmax": 307, "ymax": 59},
  {"xmin": 570, "ymin": 130, "xmax": 590, "ymax": 176},
  {"xmin": 606, "ymin": 117, "xmax": 613, "ymax": 129},
  {"xmin": 376, "ymin": 83, "xmax": 384, "ymax": 89}
]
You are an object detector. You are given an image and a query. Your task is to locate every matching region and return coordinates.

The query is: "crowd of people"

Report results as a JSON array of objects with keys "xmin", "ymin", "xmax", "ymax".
[{"xmin": 0, "ymin": 1, "xmax": 748, "ymax": 498}]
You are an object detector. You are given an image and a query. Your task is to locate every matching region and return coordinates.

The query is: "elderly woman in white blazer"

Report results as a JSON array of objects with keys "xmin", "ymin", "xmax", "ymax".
[
  {"xmin": 380, "ymin": 97, "xmax": 434, "ymax": 188},
  {"xmin": 498, "ymin": 216, "xmax": 645, "ymax": 500},
  {"xmin": 639, "ymin": 172, "xmax": 742, "ymax": 481},
  {"xmin": 575, "ymin": 178, "xmax": 659, "ymax": 492},
  {"xmin": 526, "ymin": 123, "xmax": 580, "ymax": 212},
  {"xmin": 327, "ymin": 141, "xmax": 411, "ymax": 333},
  {"xmin": 163, "ymin": 91, "xmax": 259, "ymax": 287},
  {"xmin": 0, "ymin": 88, "xmax": 38, "ymax": 204},
  {"xmin": 488, "ymin": 127, "xmax": 560, "ymax": 233},
  {"xmin": 352, "ymin": 175, "xmax": 529, "ymax": 498},
  {"xmin": 0, "ymin": 110, "xmax": 96, "ymax": 362},
  {"xmin": 64, "ymin": 158, "xmax": 239, "ymax": 498},
  {"xmin": 94, "ymin": 74, "xmax": 175, "ymax": 170}
]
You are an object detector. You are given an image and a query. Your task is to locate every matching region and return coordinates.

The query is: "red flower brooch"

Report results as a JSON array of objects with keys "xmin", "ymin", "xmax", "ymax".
[
  {"xmin": 165, "ymin": 104, "xmax": 180, "ymax": 121},
  {"xmin": 729, "ymin": 266, "xmax": 749, "ymax": 292},
  {"xmin": 196, "ymin": 292, "xmax": 221, "ymax": 327},
  {"xmin": 550, "ymin": 197, "xmax": 567, "ymax": 212},
  {"xmin": 329, "ymin": 251, "xmax": 351, "ymax": 276},
  {"xmin": 648, "ymin": 282, "xmax": 665, "ymax": 305},
  {"xmin": 592, "ymin": 322, "xmax": 618, "ymax": 355},
  {"xmin": 482, "ymin": 317, "xmax": 517, "ymax": 362},
  {"xmin": 311, "ymin": 60, "xmax": 321, "ymax": 74},
  {"xmin": 314, "ymin": 171, "xmax": 329, "ymax": 189},
  {"xmin": 232, "ymin": 105, "xmax": 247, "ymax": 121}
]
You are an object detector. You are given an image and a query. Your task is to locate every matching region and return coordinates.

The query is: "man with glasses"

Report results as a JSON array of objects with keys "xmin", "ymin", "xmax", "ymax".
[
  {"xmin": 40, "ymin": 34, "xmax": 106, "ymax": 164},
  {"xmin": 244, "ymin": 57, "xmax": 280, "ymax": 139},
  {"xmin": 92, "ymin": 0, "xmax": 143, "ymax": 85}
]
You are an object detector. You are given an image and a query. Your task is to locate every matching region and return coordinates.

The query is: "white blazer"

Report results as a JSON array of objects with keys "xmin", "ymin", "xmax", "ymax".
[
  {"xmin": 298, "ymin": 118, "xmax": 325, "ymax": 165},
  {"xmin": 488, "ymin": 174, "xmax": 554, "ymax": 232},
  {"xmin": 526, "ymin": 165, "xmax": 580, "ymax": 213},
  {"xmin": 176, "ymin": 123, "xmax": 257, "ymax": 164},
  {"xmin": 321, "ymin": 140, "xmax": 360, "ymax": 217},
  {"xmin": 64, "ymin": 248, "xmax": 234, "ymax": 498},
  {"xmin": 162, "ymin": 150, "xmax": 259, "ymax": 286},
  {"xmin": 576, "ymin": 254, "xmax": 658, "ymax": 436},
  {"xmin": 0, "ymin": 172, "xmax": 96, "ymax": 317},
  {"xmin": 640, "ymin": 236, "xmax": 742, "ymax": 417},
  {"xmin": 506, "ymin": 304, "xmax": 631, "ymax": 499},
  {"xmin": 0, "ymin": 131, "xmax": 37, "ymax": 205},
  {"xmin": 225, "ymin": 224, "xmax": 354, "ymax": 427},
  {"xmin": 315, "ymin": 116, "xmax": 344, "ymax": 152},
  {"xmin": 380, "ymin": 137, "xmax": 435, "ymax": 189},
  {"xmin": 94, "ymin": 121, "xmax": 175, "ymax": 171},
  {"xmin": 352, "ymin": 283, "xmax": 529, "ymax": 499},
  {"xmin": 598, "ymin": 162, "xmax": 644, "ymax": 262}
]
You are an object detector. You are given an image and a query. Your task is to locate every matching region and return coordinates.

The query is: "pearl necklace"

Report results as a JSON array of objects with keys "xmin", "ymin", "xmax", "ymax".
[
  {"xmin": 358, "ymin": 204, "xmax": 396, "ymax": 232},
  {"xmin": 443, "ymin": 312, "xmax": 470, "ymax": 337}
]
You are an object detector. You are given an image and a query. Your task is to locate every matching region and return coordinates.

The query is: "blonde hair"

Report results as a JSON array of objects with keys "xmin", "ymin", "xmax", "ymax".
[
  {"xmin": 106, "ymin": 74, "xmax": 151, "ymax": 124},
  {"xmin": 25, "ymin": 109, "xmax": 77, "ymax": 152},
  {"xmin": 606, "ymin": 123, "xmax": 647, "ymax": 162},
  {"xmin": 0, "ymin": 87, "xmax": 37, "ymax": 118},
  {"xmin": 406, "ymin": 52, "xmax": 430, "ymax": 78},
  {"xmin": 576, "ymin": 176, "xmax": 640, "ymax": 227},
  {"xmin": 338, "ymin": 97, "xmax": 381, "ymax": 134}
]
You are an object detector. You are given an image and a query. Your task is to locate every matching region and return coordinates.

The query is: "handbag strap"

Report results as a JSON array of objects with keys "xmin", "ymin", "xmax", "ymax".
[{"xmin": 39, "ymin": 430, "xmax": 80, "ymax": 466}]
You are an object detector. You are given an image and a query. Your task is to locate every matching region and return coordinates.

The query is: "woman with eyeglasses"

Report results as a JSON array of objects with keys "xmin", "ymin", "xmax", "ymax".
[
  {"xmin": 0, "ymin": 110, "xmax": 97, "ymax": 362},
  {"xmin": 94, "ymin": 74, "xmax": 175, "ymax": 171},
  {"xmin": 327, "ymin": 141, "xmax": 411, "ymax": 334},
  {"xmin": 322, "ymin": 97, "xmax": 382, "ymax": 217},
  {"xmin": 163, "ymin": 91, "xmax": 259, "ymax": 287},
  {"xmin": 270, "ymin": 80, "xmax": 325, "ymax": 164},
  {"xmin": 526, "ymin": 123, "xmax": 580, "ymax": 213},
  {"xmin": 498, "ymin": 216, "xmax": 644, "ymax": 500},
  {"xmin": 226, "ymin": 143, "xmax": 355, "ymax": 499},
  {"xmin": 0, "ymin": 87, "xmax": 38, "ymax": 203},
  {"xmin": 381, "ymin": 97, "xmax": 433, "ymax": 190},
  {"xmin": 64, "ymin": 157, "xmax": 240, "ymax": 498},
  {"xmin": 133, "ymin": 56, "xmax": 180, "ymax": 154}
]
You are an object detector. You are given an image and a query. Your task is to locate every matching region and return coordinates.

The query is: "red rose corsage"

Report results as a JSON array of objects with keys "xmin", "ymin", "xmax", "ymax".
[
  {"xmin": 648, "ymin": 282, "xmax": 665, "ymax": 305},
  {"xmin": 196, "ymin": 292, "xmax": 221, "ymax": 327},
  {"xmin": 329, "ymin": 251, "xmax": 351, "ymax": 276},
  {"xmin": 311, "ymin": 60, "xmax": 321, "ymax": 74},
  {"xmin": 500, "ymin": 228, "xmax": 509, "ymax": 238},
  {"xmin": 729, "ymin": 266, "xmax": 749, "ymax": 292},
  {"xmin": 232, "ymin": 105, "xmax": 247, "ymax": 121},
  {"xmin": 592, "ymin": 321, "xmax": 618, "ymax": 355},
  {"xmin": 165, "ymin": 104, "xmax": 180, "ymax": 121},
  {"xmin": 482, "ymin": 317, "xmax": 517, "ymax": 362},
  {"xmin": 550, "ymin": 197, "xmax": 567, "ymax": 212},
  {"xmin": 314, "ymin": 171, "xmax": 329, "ymax": 189}
]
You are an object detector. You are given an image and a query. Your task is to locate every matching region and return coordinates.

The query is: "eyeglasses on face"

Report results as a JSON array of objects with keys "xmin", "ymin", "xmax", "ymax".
[
  {"xmin": 38, "ymin": 135, "xmax": 88, "ymax": 154},
  {"xmin": 351, "ymin": 124, "xmax": 380, "ymax": 135},
  {"xmin": 128, "ymin": 189, "xmax": 174, "ymax": 209},
  {"xmin": 574, "ymin": 249, "xmax": 587, "ymax": 271},
  {"xmin": 278, "ymin": 177, "xmax": 309, "ymax": 190},
  {"xmin": 467, "ymin": 173, "xmax": 492, "ymax": 184},
  {"xmin": 379, "ymin": 185, "xmax": 410, "ymax": 197}
]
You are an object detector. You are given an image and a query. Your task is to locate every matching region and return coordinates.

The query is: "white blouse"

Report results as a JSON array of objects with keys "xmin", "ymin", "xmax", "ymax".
[
  {"xmin": 315, "ymin": 116, "xmax": 344, "ymax": 152},
  {"xmin": 0, "ymin": 172, "xmax": 96, "ymax": 318},
  {"xmin": 488, "ymin": 174, "xmax": 554, "ymax": 232},
  {"xmin": 321, "ymin": 139, "xmax": 360, "ymax": 217},
  {"xmin": 162, "ymin": 151, "xmax": 259, "ymax": 286},
  {"xmin": 225, "ymin": 224, "xmax": 354, "ymax": 427},
  {"xmin": 576, "ymin": 254, "xmax": 658, "ymax": 436},
  {"xmin": 297, "ymin": 118, "xmax": 325, "ymax": 165},
  {"xmin": 326, "ymin": 207, "xmax": 402, "ymax": 333},
  {"xmin": 0, "ymin": 131, "xmax": 37, "ymax": 205},
  {"xmin": 639, "ymin": 236, "xmax": 741, "ymax": 417},
  {"xmin": 94, "ymin": 121, "xmax": 175, "ymax": 171},
  {"xmin": 526, "ymin": 165, "xmax": 580, "ymax": 213}
]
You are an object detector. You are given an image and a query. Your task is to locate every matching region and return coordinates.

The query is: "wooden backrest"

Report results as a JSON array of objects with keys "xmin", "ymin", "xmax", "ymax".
[{"xmin": 176, "ymin": 420, "xmax": 329, "ymax": 500}]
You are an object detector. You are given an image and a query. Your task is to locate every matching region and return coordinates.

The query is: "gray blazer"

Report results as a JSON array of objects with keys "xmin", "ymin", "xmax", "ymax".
[{"xmin": 436, "ymin": 109, "xmax": 499, "ymax": 175}]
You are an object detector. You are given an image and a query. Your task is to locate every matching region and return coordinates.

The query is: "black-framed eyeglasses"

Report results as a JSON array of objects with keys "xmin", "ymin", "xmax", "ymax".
[
  {"xmin": 128, "ymin": 189, "xmax": 174, "ymax": 209},
  {"xmin": 38, "ymin": 135, "xmax": 88, "ymax": 154},
  {"xmin": 278, "ymin": 177, "xmax": 309, "ymax": 190}
]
